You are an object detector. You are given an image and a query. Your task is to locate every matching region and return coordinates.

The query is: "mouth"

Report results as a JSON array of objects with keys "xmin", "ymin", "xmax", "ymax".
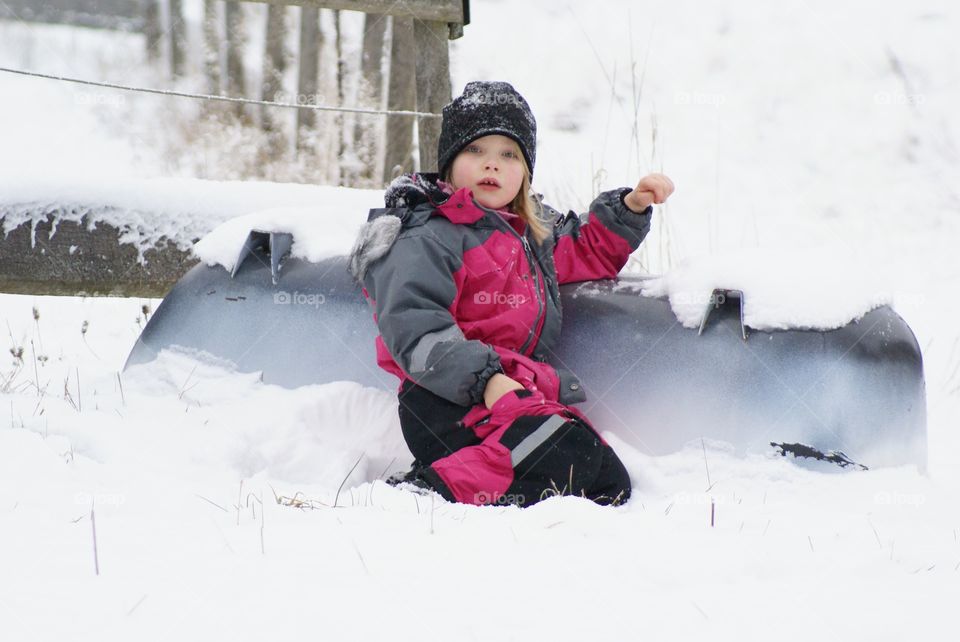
[{"xmin": 477, "ymin": 177, "xmax": 501, "ymax": 189}]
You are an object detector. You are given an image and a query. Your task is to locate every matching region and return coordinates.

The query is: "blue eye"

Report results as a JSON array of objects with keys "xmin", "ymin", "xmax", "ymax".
[
  {"xmin": 502, "ymin": 150, "xmax": 519, "ymax": 159},
  {"xmin": 466, "ymin": 144, "xmax": 482, "ymax": 153}
]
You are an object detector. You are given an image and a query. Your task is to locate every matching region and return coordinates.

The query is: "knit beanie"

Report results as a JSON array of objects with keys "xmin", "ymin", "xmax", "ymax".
[{"xmin": 437, "ymin": 81, "xmax": 537, "ymax": 179}]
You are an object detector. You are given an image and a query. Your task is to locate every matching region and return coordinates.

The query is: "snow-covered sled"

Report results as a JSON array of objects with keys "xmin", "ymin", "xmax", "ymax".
[{"xmin": 125, "ymin": 231, "xmax": 927, "ymax": 470}]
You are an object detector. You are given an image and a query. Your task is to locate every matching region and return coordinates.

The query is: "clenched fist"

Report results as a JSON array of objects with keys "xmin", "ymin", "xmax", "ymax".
[{"xmin": 624, "ymin": 173, "xmax": 675, "ymax": 212}]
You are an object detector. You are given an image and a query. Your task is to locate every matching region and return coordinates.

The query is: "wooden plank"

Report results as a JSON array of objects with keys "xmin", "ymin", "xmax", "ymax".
[
  {"xmin": 0, "ymin": 213, "xmax": 197, "ymax": 298},
  {"xmin": 0, "ymin": 0, "xmax": 144, "ymax": 32},
  {"xmin": 413, "ymin": 19, "xmax": 451, "ymax": 173},
  {"xmin": 238, "ymin": 0, "xmax": 463, "ymax": 25}
]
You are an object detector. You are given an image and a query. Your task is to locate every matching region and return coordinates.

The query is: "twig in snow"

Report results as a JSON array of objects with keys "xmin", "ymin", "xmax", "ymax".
[
  {"xmin": 350, "ymin": 537, "xmax": 369, "ymax": 574},
  {"xmin": 32, "ymin": 306, "xmax": 44, "ymax": 354},
  {"xmin": 236, "ymin": 479, "xmax": 244, "ymax": 526},
  {"xmin": 91, "ymin": 502, "xmax": 100, "ymax": 575},
  {"xmin": 333, "ymin": 453, "xmax": 364, "ymax": 508},
  {"xmin": 376, "ymin": 456, "xmax": 397, "ymax": 480},
  {"xmin": 710, "ymin": 499, "xmax": 715, "ymax": 528},
  {"xmin": 763, "ymin": 520, "xmax": 771, "ymax": 536},
  {"xmin": 195, "ymin": 494, "xmax": 228, "ymax": 512},
  {"xmin": 701, "ymin": 438, "xmax": 713, "ymax": 491},
  {"xmin": 81, "ymin": 320, "xmax": 101, "ymax": 361},
  {"xmin": 178, "ymin": 365, "xmax": 199, "ymax": 401},
  {"xmin": 244, "ymin": 492, "xmax": 265, "ymax": 554},
  {"xmin": 117, "ymin": 372, "xmax": 126, "ymax": 406},
  {"xmin": 868, "ymin": 516, "xmax": 882, "ymax": 548},
  {"xmin": 63, "ymin": 373, "xmax": 78, "ymax": 411},
  {"xmin": 30, "ymin": 340, "xmax": 40, "ymax": 398},
  {"xmin": 76, "ymin": 367, "xmax": 81, "ymax": 412},
  {"xmin": 126, "ymin": 594, "xmax": 148, "ymax": 616},
  {"xmin": 692, "ymin": 602, "xmax": 709, "ymax": 620}
]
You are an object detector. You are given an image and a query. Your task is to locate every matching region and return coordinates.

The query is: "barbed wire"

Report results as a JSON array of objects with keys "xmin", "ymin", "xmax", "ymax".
[{"xmin": 0, "ymin": 65, "xmax": 441, "ymax": 118}]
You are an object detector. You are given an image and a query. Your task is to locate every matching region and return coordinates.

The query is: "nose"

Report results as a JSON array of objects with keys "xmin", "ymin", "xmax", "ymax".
[{"xmin": 483, "ymin": 155, "xmax": 499, "ymax": 171}]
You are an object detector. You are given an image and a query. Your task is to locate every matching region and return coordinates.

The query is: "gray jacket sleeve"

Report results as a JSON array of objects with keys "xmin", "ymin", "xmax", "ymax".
[
  {"xmin": 554, "ymin": 188, "xmax": 652, "ymax": 252},
  {"xmin": 362, "ymin": 227, "xmax": 502, "ymax": 407}
]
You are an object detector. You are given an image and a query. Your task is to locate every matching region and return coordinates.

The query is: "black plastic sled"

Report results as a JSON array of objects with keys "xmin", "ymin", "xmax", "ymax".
[{"xmin": 125, "ymin": 233, "xmax": 927, "ymax": 469}]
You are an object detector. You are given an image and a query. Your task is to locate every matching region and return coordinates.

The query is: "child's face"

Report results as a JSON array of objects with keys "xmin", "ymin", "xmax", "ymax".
[{"xmin": 448, "ymin": 134, "xmax": 525, "ymax": 210}]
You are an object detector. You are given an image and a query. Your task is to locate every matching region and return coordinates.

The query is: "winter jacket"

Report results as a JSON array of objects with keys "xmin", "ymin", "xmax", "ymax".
[{"xmin": 348, "ymin": 173, "xmax": 652, "ymax": 408}]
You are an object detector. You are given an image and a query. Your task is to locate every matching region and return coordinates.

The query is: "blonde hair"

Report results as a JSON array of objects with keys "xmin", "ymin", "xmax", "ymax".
[
  {"xmin": 445, "ymin": 142, "xmax": 550, "ymax": 245},
  {"xmin": 511, "ymin": 153, "xmax": 550, "ymax": 245}
]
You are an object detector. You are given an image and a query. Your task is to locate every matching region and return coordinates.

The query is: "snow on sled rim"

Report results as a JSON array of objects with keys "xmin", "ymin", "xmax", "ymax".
[{"xmin": 192, "ymin": 208, "xmax": 905, "ymax": 333}]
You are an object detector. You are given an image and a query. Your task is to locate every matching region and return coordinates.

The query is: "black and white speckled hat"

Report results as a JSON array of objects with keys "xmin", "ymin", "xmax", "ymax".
[{"xmin": 437, "ymin": 81, "xmax": 537, "ymax": 179}]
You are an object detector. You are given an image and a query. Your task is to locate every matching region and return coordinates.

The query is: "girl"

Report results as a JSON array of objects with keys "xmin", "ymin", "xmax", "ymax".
[{"xmin": 349, "ymin": 81, "xmax": 674, "ymax": 507}]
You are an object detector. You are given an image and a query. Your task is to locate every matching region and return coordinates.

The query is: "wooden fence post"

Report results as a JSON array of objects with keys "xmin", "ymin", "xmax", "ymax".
[
  {"xmin": 413, "ymin": 19, "xmax": 451, "ymax": 173},
  {"xmin": 296, "ymin": 5, "xmax": 321, "ymax": 149},
  {"xmin": 383, "ymin": 16, "xmax": 416, "ymax": 183}
]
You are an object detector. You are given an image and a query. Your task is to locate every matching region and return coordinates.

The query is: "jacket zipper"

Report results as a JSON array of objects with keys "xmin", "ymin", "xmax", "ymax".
[
  {"xmin": 475, "ymin": 199, "xmax": 545, "ymax": 355},
  {"xmin": 520, "ymin": 235, "xmax": 548, "ymax": 356}
]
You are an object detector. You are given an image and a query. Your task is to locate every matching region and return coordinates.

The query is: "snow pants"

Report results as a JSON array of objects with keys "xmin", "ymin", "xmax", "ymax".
[{"xmin": 397, "ymin": 380, "xmax": 631, "ymax": 507}]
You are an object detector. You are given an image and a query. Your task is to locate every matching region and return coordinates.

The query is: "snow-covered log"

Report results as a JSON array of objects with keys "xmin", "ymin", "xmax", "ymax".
[{"xmin": 0, "ymin": 205, "xmax": 196, "ymax": 297}]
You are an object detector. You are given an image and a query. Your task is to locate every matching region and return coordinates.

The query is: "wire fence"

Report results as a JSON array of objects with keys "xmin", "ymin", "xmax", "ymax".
[{"xmin": 0, "ymin": 65, "xmax": 442, "ymax": 119}]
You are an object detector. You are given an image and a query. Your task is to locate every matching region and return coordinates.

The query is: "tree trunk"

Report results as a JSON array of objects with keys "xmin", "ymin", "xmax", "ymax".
[
  {"xmin": 261, "ymin": 4, "xmax": 287, "ymax": 130},
  {"xmin": 353, "ymin": 12, "xmax": 387, "ymax": 186},
  {"xmin": 202, "ymin": 0, "xmax": 221, "ymax": 96},
  {"xmin": 296, "ymin": 6, "xmax": 321, "ymax": 149},
  {"xmin": 169, "ymin": 0, "xmax": 187, "ymax": 77},
  {"xmin": 334, "ymin": 9, "xmax": 345, "ymax": 185},
  {"xmin": 225, "ymin": 1, "xmax": 247, "ymax": 119},
  {"xmin": 144, "ymin": 0, "xmax": 162, "ymax": 62}
]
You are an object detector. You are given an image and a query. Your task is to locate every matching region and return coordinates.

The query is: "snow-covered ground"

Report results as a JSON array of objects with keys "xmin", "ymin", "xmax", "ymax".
[{"xmin": 2, "ymin": 1, "xmax": 960, "ymax": 640}]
